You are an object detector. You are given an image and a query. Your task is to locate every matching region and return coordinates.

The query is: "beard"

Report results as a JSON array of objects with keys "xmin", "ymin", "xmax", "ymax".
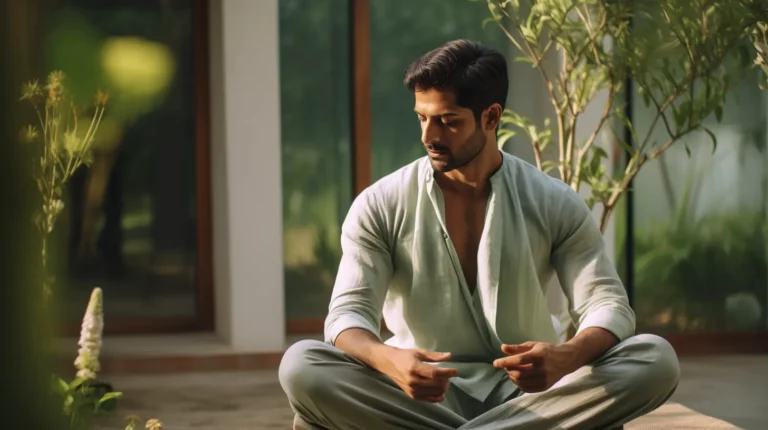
[{"xmin": 426, "ymin": 128, "xmax": 487, "ymax": 172}]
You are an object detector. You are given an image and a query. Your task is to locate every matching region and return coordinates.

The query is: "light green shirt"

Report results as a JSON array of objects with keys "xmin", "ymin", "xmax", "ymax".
[{"xmin": 324, "ymin": 152, "xmax": 635, "ymax": 402}]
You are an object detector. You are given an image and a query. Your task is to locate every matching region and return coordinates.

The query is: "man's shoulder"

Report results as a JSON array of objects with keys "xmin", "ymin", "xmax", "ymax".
[
  {"xmin": 364, "ymin": 157, "xmax": 428, "ymax": 202},
  {"xmin": 502, "ymin": 152, "xmax": 570, "ymax": 198}
]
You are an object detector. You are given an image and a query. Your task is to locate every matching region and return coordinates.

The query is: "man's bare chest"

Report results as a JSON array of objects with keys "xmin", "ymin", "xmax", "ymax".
[{"xmin": 442, "ymin": 193, "xmax": 487, "ymax": 294}]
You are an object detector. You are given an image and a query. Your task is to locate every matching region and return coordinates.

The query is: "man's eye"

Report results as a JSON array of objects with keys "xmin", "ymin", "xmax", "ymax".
[{"xmin": 443, "ymin": 121, "xmax": 457, "ymax": 127}]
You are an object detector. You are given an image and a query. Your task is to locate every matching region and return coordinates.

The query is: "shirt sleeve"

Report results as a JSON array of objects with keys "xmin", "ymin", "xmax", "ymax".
[
  {"xmin": 323, "ymin": 188, "xmax": 393, "ymax": 345},
  {"xmin": 550, "ymin": 186, "xmax": 636, "ymax": 341}
]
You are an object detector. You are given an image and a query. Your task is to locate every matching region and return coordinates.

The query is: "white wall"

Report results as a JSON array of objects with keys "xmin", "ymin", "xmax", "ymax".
[{"xmin": 209, "ymin": 0, "xmax": 285, "ymax": 352}]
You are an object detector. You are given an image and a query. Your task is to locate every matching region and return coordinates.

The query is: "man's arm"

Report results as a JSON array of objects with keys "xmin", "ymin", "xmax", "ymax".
[
  {"xmin": 494, "ymin": 185, "xmax": 635, "ymax": 392},
  {"xmin": 326, "ymin": 189, "xmax": 457, "ymax": 402},
  {"xmin": 324, "ymin": 188, "xmax": 392, "ymax": 347},
  {"xmin": 550, "ymin": 186, "xmax": 636, "ymax": 355}
]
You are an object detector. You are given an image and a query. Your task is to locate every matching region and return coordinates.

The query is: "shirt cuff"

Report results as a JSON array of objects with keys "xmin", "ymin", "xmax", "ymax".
[
  {"xmin": 576, "ymin": 306, "xmax": 635, "ymax": 341},
  {"xmin": 324, "ymin": 313, "xmax": 382, "ymax": 345}
]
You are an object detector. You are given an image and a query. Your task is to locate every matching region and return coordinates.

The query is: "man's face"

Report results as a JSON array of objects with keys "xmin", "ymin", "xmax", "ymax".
[{"xmin": 414, "ymin": 88, "xmax": 488, "ymax": 172}]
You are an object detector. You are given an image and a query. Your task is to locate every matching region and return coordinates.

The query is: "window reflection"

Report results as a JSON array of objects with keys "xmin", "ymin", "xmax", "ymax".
[
  {"xmin": 280, "ymin": 0, "xmax": 353, "ymax": 319},
  {"xmin": 45, "ymin": 0, "xmax": 199, "ymax": 321}
]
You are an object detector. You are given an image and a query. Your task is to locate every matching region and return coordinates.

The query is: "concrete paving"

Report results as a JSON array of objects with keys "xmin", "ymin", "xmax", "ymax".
[{"xmin": 92, "ymin": 354, "xmax": 767, "ymax": 429}]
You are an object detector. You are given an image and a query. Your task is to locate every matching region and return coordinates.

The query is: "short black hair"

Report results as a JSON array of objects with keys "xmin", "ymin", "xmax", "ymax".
[{"xmin": 404, "ymin": 39, "xmax": 508, "ymax": 121}]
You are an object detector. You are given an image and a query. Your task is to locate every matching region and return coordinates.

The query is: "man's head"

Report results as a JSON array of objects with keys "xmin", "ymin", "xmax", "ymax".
[{"xmin": 404, "ymin": 39, "xmax": 508, "ymax": 172}]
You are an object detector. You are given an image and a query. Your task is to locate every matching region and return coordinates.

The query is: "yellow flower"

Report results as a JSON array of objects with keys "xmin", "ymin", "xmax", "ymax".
[
  {"xmin": 20, "ymin": 80, "xmax": 42, "ymax": 101},
  {"xmin": 125, "ymin": 415, "xmax": 142, "ymax": 430},
  {"xmin": 21, "ymin": 125, "xmax": 38, "ymax": 143},
  {"xmin": 95, "ymin": 89, "xmax": 110, "ymax": 107},
  {"xmin": 46, "ymin": 71, "xmax": 65, "ymax": 103},
  {"xmin": 47, "ymin": 70, "xmax": 64, "ymax": 88},
  {"xmin": 63, "ymin": 130, "xmax": 80, "ymax": 155},
  {"xmin": 145, "ymin": 418, "xmax": 163, "ymax": 430}
]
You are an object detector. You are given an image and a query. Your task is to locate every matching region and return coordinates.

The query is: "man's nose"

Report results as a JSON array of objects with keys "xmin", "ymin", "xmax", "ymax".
[{"xmin": 421, "ymin": 119, "xmax": 441, "ymax": 146}]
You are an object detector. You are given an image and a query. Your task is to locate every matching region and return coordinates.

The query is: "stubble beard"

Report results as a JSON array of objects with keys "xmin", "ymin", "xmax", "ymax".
[{"xmin": 428, "ymin": 129, "xmax": 487, "ymax": 173}]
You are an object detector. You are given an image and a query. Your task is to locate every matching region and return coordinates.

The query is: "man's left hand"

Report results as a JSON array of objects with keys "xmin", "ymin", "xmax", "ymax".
[{"xmin": 492, "ymin": 341, "xmax": 579, "ymax": 393}]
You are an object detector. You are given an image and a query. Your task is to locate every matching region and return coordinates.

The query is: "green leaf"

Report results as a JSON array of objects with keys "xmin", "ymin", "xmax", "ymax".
[
  {"xmin": 615, "ymin": 107, "xmax": 638, "ymax": 147},
  {"xmin": 520, "ymin": 26, "xmax": 537, "ymax": 43},
  {"xmin": 64, "ymin": 394, "xmax": 74, "ymax": 414},
  {"xmin": 541, "ymin": 160, "xmax": 559, "ymax": 174},
  {"xmin": 671, "ymin": 104, "xmax": 684, "ymax": 130},
  {"xmin": 497, "ymin": 130, "xmax": 516, "ymax": 150},
  {"xmin": 684, "ymin": 143, "xmax": 691, "ymax": 157},
  {"xmin": 97, "ymin": 391, "xmax": 122, "ymax": 404},
  {"xmin": 618, "ymin": 138, "xmax": 634, "ymax": 155},
  {"xmin": 639, "ymin": 87, "xmax": 651, "ymax": 108},
  {"xmin": 95, "ymin": 391, "xmax": 123, "ymax": 413},
  {"xmin": 69, "ymin": 376, "xmax": 87, "ymax": 391},
  {"xmin": 702, "ymin": 127, "xmax": 718, "ymax": 154},
  {"xmin": 714, "ymin": 105, "xmax": 723, "ymax": 122},
  {"xmin": 52, "ymin": 376, "xmax": 69, "ymax": 396},
  {"xmin": 481, "ymin": 17, "xmax": 497, "ymax": 29},
  {"xmin": 513, "ymin": 56, "xmax": 535, "ymax": 65}
]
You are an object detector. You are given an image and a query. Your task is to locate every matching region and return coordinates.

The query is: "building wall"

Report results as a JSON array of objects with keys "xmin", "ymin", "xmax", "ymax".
[{"xmin": 209, "ymin": 0, "xmax": 285, "ymax": 351}]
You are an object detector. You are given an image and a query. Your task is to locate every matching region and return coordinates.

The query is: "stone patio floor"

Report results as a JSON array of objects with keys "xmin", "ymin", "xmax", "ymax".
[{"xmin": 93, "ymin": 354, "xmax": 767, "ymax": 429}]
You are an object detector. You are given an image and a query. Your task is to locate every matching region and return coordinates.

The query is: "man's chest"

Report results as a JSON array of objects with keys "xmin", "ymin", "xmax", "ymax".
[{"xmin": 442, "ymin": 192, "xmax": 488, "ymax": 293}]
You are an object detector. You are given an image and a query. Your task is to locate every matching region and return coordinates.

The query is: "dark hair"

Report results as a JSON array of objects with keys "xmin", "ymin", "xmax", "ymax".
[{"xmin": 403, "ymin": 39, "xmax": 508, "ymax": 121}]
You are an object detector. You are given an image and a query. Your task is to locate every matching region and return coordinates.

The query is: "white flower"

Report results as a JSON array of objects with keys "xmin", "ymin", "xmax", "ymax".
[{"xmin": 74, "ymin": 287, "xmax": 104, "ymax": 380}]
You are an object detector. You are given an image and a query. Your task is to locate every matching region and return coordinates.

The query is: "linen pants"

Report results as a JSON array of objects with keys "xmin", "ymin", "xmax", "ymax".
[{"xmin": 279, "ymin": 334, "xmax": 680, "ymax": 430}]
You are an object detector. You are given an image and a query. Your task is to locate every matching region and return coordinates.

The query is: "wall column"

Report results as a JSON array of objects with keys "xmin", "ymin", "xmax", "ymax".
[{"xmin": 209, "ymin": 0, "xmax": 285, "ymax": 351}]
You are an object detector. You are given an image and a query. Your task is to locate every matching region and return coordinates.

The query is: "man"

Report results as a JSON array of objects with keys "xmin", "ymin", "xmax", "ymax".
[{"xmin": 279, "ymin": 39, "xmax": 679, "ymax": 430}]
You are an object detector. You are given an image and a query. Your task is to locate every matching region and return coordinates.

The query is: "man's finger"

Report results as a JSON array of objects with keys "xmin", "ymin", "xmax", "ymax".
[
  {"xmin": 507, "ymin": 367, "xmax": 545, "ymax": 381},
  {"xmin": 416, "ymin": 350, "xmax": 453, "ymax": 362},
  {"xmin": 416, "ymin": 363, "xmax": 458, "ymax": 379},
  {"xmin": 501, "ymin": 343, "xmax": 534, "ymax": 355},
  {"xmin": 410, "ymin": 374, "xmax": 449, "ymax": 390},
  {"xmin": 493, "ymin": 352, "xmax": 537, "ymax": 369}
]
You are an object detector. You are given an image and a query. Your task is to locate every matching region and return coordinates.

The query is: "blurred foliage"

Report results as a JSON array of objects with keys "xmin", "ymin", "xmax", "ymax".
[
  {"xmin": 622, "ymin": 166, "xmax": 767, "ymax": 333},
  {"xmin": 631, "ymin": 212, "xmax": 766, "ymax": 333},
  {"xmin": 46, "ymin": 5, "xmax": 177, "ymax": 126},
  {"xmin": 2, "ymin": 1, "xmax": 70, "ymax": 427},
  {"xmin": 753, "ymin": 21, "xmax": 768, "ymax": 88},
  {"xmin": 485, "ymin": 0, "xmax": 768, "ymax": 231}
]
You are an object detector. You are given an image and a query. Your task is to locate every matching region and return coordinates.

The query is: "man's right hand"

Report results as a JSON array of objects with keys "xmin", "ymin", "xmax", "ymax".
[
  {"xmin": 335, "ymin": 329, "xmax": 458, "ymax": 403},
  {"xmin": 380, "ymin": 348, "xmax": 459, "ymax": 403}
]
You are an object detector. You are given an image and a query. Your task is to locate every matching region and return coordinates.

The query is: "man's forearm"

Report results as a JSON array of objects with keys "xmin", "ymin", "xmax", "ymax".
[
  {"xmin": 564, "ymin": 327, "xmax": 620, "ymax": 372},
  {"xmin": 335, "ymin": 328, "xmax": 397, "ymax": 373}
]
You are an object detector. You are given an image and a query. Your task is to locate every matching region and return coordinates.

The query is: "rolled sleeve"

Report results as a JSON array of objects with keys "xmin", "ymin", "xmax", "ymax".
[
  {"xmin": 550, "ymin": 187, "xmax": 636, "ymax": 341},
  {"xmin": 323, "ymin": 188, "xmax": 393, "ymax": 345}
]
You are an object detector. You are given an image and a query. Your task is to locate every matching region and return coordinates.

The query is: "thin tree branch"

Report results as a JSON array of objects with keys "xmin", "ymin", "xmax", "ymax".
[{"xmin": 572, "ymin": 82, "xmax": 617, "ymax": 190}]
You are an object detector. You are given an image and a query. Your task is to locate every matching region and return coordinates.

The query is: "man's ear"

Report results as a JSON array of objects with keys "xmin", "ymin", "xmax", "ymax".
[{"xmin": 484, "ymin": 104, "xmax": 503, "ymax": 131}]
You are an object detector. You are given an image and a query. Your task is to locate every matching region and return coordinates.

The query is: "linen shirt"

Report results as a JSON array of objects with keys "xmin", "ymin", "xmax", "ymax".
[{"xmin": 324, "ymin": 152, "xmax": 636, "ymax": 402}]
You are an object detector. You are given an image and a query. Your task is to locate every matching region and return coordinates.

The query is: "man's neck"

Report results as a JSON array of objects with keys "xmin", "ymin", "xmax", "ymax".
[{"xmin": 435, "ymin": 147, "xmax": 502, "ymax": 197}]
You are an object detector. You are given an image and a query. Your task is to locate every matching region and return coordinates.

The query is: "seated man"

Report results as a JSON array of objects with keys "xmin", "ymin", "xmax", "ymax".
[{"xmin": 279, "ymin": 39, "xmax": 679, "ymax": 430}]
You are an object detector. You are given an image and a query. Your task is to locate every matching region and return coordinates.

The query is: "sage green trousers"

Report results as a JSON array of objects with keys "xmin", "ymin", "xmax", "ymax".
[{"xmin": 279, "ymin": 334, "xmax": 679, "ymax": 430}]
